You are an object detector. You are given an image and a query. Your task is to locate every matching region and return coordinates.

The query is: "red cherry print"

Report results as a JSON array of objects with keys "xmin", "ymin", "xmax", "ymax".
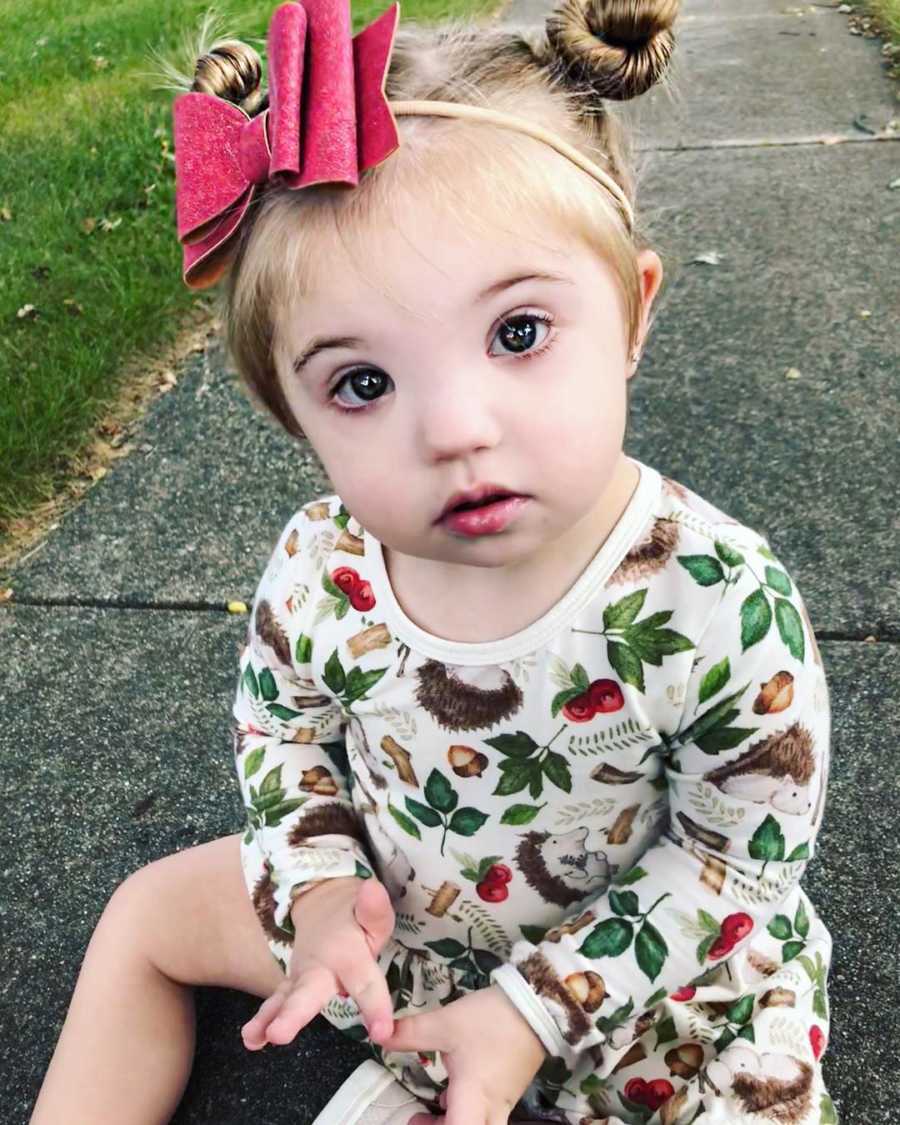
[
  {"xmin": 588, "ymin": 678, "xmax": 625, "ymax": 713},
  {"xmin": 670, "ymin": 985, "xmax": 696, "ymax": 1002},
  {"xmin": 721, "ymin": 912, "xmax": 753, "ymax": 942},
  {"xmin": 645, "ymin": 1079, "xmax": 675, "ymax": 1110},
  {"xmin": 708, "ymin": 934, "xmax": 735, "ymax": 960},
  {"xmin": 349, "ymin": 580, "xmax": 376, "ymax": 612},
  {"xmin": 477, "ymin": 880, "xmax": 508, "ymax": 903},
  {"xmin": 562, "ymin": 692, "xmax": 596, "ymax": 723},
  {"xmin": 331, "ymin": 567, "xmax": 360, "ymax": 596},
  {"xmin": 624, "ymin": 1078, "xmax": 648, "ymax": 1105},
  {"xmin": 809, "ymin": 1026, "xmax": 826, "ymax": 1060},
  {"xmin": 484, "ymin": 863, "xmax": 513, "ymax": 885}
]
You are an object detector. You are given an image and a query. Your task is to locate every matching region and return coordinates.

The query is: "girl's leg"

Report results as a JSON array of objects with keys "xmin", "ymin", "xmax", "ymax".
[{"xmin": 30, "ymin": 832, "xmax": 285, "ymax": 1125}]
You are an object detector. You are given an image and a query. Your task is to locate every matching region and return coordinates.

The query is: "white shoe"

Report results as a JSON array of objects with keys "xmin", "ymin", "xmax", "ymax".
[{"xmin": 310, "ymin": 1058, "xmax": 434, "ymax": 1124}]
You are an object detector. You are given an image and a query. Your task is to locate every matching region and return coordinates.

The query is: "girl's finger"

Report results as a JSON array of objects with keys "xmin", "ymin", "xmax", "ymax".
[
  {"xmin": 263, "ymin": 965, "xmax": 337, "ymax": 1045},
  {"xmin": 338, "ymin": 951, "xmax": 396, "ymax": 1041},
  {"xmin": 443, "ymin": 1080, "xmax": 489, "ymax": 1125},
  {"xmin": 241, "ymin": 986, "xmax": 289, "ymax": 1049},
  {"xmin": 378, "ymin": 1011, "xmax": 443, "ymax": 1053}
]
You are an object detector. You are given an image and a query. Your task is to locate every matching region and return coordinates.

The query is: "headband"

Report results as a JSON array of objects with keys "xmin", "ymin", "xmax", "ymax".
[{"xmin": 172, "ymin": 0, "xmax": 634, "ymax": 289}]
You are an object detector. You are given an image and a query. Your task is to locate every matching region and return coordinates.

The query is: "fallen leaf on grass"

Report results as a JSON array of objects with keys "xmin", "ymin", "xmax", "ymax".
[
  {"xmin": 99, "ymin": 216, "xmax": 122, "ymax": 232},
  {"xmin": 858, "ymin": 309, "xmax": 872, "ymax": 319},
  {"xmin": 63, "ymin": 298, "xmax": 84, "ymax": 316},
  {"xmin": 91, "ymin": 55, "xmax": 109, "ymax": 69},
  {"xmin": 0, "ymin": 588, "xmax": 13, "ymax": 605},
  {"xmin": 0, "ymin": 205, "xmax": 11, "ymax": 221},
  {"xmin": 81, "ymin": 217, "xmax": 97, "ymax": 234},
  {"xmin": 158, "ymin": 371, "xmax": 177, "ymax": 391},
  {"xmin": 784, "ymin": 367, "xmax": 802, "ymax": 380},
  {"xmin": 691, "ymin": 251, "xmax": 723, "ymax": 266},
  {"xmin": 17, "ymin": 304, "xmax": 38, "ymax": 319}
]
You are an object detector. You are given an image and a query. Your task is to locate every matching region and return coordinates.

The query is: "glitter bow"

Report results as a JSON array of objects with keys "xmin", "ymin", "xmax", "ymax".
[{"xmin": 172, "ymin": 0, "xmax": 401, "ymax": 288}]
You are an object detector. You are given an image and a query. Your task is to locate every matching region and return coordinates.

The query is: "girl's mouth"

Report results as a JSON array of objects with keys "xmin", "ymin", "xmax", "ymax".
[{"xmin": 439, "ymin": 495, "xmax": 530, "ymax": 537}]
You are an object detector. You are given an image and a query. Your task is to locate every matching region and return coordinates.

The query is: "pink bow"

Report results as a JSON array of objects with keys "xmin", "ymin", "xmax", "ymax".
[{"xmin": 173, "ymin": 0, "xmax": 401, "ymax": 289}]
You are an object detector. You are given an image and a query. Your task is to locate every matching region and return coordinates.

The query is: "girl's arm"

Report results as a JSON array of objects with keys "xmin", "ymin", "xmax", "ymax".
[
  {"xmin": 490, "ymin": 540, "xmax": 831, "ymax": 1065},
  {"xmin": 232, "ymin": 504, "xmax": 376, "ymax": 937}
]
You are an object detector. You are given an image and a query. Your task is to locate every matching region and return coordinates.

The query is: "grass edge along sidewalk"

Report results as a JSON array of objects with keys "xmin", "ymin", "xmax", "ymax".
[{"xmin": 0, "ymin": 0, "xmax": 507, "ymax": 569}]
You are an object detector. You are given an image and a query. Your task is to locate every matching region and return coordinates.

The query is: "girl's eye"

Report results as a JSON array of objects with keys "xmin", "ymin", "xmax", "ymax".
[{"xmin": 327, "ymin": 310, "xmax": 556, "ymax": 414}]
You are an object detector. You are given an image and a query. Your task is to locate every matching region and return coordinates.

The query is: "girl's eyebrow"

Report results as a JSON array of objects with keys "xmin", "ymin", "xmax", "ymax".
[{"xmin": 291, "ymin": 270, "xmax": 572, "ymax": 378}]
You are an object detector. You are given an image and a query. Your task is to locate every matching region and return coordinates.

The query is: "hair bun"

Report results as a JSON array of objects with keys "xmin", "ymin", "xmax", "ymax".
[
  {"xmin": 192, "ymin": 39, "xmax": 265, "ymax": 114},
  {"xmin": 545, "ymin": 0, "xmax": 678, "ymax": 100}
]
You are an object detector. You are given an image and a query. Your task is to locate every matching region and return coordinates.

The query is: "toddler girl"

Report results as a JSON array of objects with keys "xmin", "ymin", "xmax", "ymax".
[{"xmin": 31, "ymin": 0, "xmax": 835, "ymax": 1122}]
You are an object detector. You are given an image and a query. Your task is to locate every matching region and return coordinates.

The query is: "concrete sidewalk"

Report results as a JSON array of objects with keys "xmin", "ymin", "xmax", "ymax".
[{"xmin": 3, "ymin": 1, "xmax": 898, "ymax": 1121}]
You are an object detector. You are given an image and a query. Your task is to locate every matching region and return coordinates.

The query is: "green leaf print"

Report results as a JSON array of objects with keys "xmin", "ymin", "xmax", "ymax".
[
  {"xmin": 344, "ymin": 664, "xmax": 388, "ymax": 702},
  {"xmin": 654, "ymin": 1015, "xmax": 678, "ymax": 1048},
  {"xmin": 678, "ymin": 554, "xmax": 726, "ymax": 587},
  {"xmin": 243, "ymin": 746, "xmax": 265, "ymax": 779},
  {"xmin": 820, "ymin": 1093, "xmax": 838, "ymax": 1124},
  {"xmin": 405, "ymin": 796, "xmax": 442, "ymax": 828},
  {"xmin": 740, "ymin": 588, "xmax": 772, "ymax": 651},
  {"xmin": 541, "ymin": 751, "xmax": 572, "ymax": 793},
  {"xmin": 263, "ymin": 799, "xmax": 305, "ymax": 826},
  {"xmin": 768, "ymin": 915, "xmax": 792, "ymax": 940},
  {"xmin": 571, "ymin": 662, "xmax": 591, "ymax": 692},
  {"xmin": 764, "ymin": 566, "xmax": 792, "ymax": 597},
  {"xmin": 608, "ymin": 640, "xmax": 644, "ymax": 692},
  {"xmin": 242, "ymin": 663, "xmax": 259, "ymax": 699},
  {"xmin": 737, "ymin": 1024, "xmax": 755, "ymax": 1043},
  {"xmin": 448, "ymin": 807, "xmax": 489, "ymax": 837},
  {"xmin": 493, "ymin": 760, "xmax": 536, "ymax": 797},
  {"xmin": 796, "ymin": 895, "xmax": 810, "ymax": 940},
  {"xmin": 472, "ymin": 948, "xmax": 503, "ymax": 975},
  {"xmin": 697, "ymin": 934, "xmax": 717, "ymax": 964},
  {"xmin": 603, "ymin": 589, "xmax": 647, "ymax": 629},
  {"xmin": 484, "ymin": 731, "xmax": 539, "ymax": 759},
  {"xmin": 520, "ymin": 924, "xmax": 549, "ymax": 944},
  {"xmin": 500, "ymin": 803, "xmax": 544, "ymax": 825},
  {"xmin": 758, "ymin": 544, "xmax": 777, "ymax": 561},
  {"xmin": 698, "ymin": 657, "xmax": 730, "ymax": 704},
  {"xmin": 715, "ymin": 540, "xmax": 745, "ymax": 567},
  {"xmin": 425, "ymin": 769, "xmax": 458, "ymax": 814},
  {"xmin": 678, "ymin": 684, "xmax": 752, "ymax": 747},
  {"xmin": 266, "ymin": 703, "xmax": 304, "ymax": 721},
  {"xmin": 259, "ymin": 765, "xmax": 283, "ymax": 795},
  {"xmin": 427, "ymin": 938, "xmax": 467, "ymax": 958},
  {"xmin": 749, "ymin": 815, "xmax": 786, "ymax": 862},
  {"xmin": 798, "ymin": 953, "xmax": 829, "ymax": 1021},
  {"xmin": 609, "ymin": 889, "xmax": 640, "ymax": 916},
  {"xmin": 695, "ymin": 724, "xmax": 757, "ymax": 754},
  {"xmin": 580, "ymin": 917, "xmax": 634, "ymax": 958},
  {"xmin": 258, "ymin": 667, "xmax": 278, "ymax": 701},
  {"xmin": 787, "ymin": 841, "xmax": 810, "ymax": 861},
  {"xmin": 775, "ymin": 597, "xmax": 805, "ymax": 662},
  {"xmin": 697, "ymin": 909, "xmax": 720, "ymax": 934},
  {"xmin": 782, "ymin": 940, "xmax": 806, "ymax": 963},
  {"xmin": 355, "ymin": 861, "xmax": 372, "ymax": 879},
  {"xmin": 595, "ymin": 997, "xmax": 635, "ymax": 1036},
  {"xmin": 551, "ymin": 688, "xmax": 584, "ymax": 718},
  {"xmin": 615, "ymin": 866, "xmax": 648, "ymax": 886},
  {"xmin": 625, "ymin": 624, "xmax": 694, "ymax": 666},
  {"xmin": 635, "ymin": 921, "xmax": 668, "ymax": 981},
  {"xmin": 323, "ymin": 648, "xmax": 346, "ymax": 694},
  {"xmin": 726, "ymin": 995, "xmax": 754, "ymax": 1025},
  {"xmin": 388, "ymin": 801, "xmax": 421, "ymax": 840},
  {"xmin": 295, "ymin": 633, "xmax": 312, "ymax": 664}
]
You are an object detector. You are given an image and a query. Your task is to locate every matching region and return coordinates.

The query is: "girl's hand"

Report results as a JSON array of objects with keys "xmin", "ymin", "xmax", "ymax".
[
  {"xmin": 241, "ymin": 875, "xmax": 396, "ymax": 1050},
  {"xmin": 378, "ymin": 984, "xmax": 548, "ymax": 1124}
]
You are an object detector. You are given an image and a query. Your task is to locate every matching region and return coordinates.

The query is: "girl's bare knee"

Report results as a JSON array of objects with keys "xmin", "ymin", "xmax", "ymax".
[{"xmin": 99, "ymin": 833, "xmax": 284, "ymax": 999}]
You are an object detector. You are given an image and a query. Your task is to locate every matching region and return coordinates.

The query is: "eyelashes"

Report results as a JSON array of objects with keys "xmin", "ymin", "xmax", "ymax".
[{"xmin": 325, "ymin": 310, "xmax": 557, "ymax": 416}]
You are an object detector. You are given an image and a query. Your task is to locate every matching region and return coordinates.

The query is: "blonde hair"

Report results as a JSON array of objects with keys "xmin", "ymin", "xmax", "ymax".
[{"xmin": 164, "ymin": 0, "xmax": 680, "ymax": 438}]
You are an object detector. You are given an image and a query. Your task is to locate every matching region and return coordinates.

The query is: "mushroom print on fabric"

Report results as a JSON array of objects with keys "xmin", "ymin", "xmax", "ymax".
[{"xmin": 231, "ymin": 458, "xmax": 835, "ymax": 1124}]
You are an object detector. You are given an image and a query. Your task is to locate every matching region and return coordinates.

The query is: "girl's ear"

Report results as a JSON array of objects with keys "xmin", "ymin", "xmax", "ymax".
[{"xmin": 631, "ymin": 248, "xmax": 664, "ymax": 364}]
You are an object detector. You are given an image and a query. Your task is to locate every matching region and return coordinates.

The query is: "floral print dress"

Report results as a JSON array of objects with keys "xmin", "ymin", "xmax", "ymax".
[{"xmin": 232, "ymin": 456, "xmax": 835, "ymax": 1125}]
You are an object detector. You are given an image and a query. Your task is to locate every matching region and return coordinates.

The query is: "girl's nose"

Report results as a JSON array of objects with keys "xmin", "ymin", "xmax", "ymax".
[{"xmin": 416, "ymin": 374, "xmax": 503, "ymax": 462}]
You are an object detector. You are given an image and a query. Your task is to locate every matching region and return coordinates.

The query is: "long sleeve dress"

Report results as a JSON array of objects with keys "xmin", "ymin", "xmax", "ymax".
[{"xmin": 231, "ymin": 456, "xmax": 835, "ymax": 1125}]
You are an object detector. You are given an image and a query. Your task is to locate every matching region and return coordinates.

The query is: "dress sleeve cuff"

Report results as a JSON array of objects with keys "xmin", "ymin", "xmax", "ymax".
[{"xmin": 490, "ymin": 962, "xmax": 577, "ymax": 1065}]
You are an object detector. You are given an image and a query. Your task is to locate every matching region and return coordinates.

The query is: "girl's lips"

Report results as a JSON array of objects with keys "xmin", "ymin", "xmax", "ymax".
[{"xmin": 439, "ymin": 495, "xmax": 530, "ymax": 536}]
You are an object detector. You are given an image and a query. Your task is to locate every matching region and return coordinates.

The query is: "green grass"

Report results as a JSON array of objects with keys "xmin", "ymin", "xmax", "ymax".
[
  {"xmin": 0, "ymin": 0, "xmax": 504, "ymax": 534},
  {"xmin": 846, "ymin": 0, "xmax": 900, "ymax": 48}
]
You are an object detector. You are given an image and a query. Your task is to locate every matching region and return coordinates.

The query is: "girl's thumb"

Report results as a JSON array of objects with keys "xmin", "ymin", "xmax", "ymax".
[{"xmin": 354, "ymin": 877, "xmax": 394, "ymax": 945}]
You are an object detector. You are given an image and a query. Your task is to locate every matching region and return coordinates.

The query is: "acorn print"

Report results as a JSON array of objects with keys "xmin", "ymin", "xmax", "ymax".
[
  {"xmin": 299, "ymin": 766, "xmax": 338, "ymax": 797},
  {"xmin": 665, "ymin": 1043, "xmax": 704, "ymax": 1079},
  {"xmin": 753, "ymin": 670, "xmax": 795, "ymax": 714},
  {"xmin": 447, "ymin": 745, "xmax": 489, "ymax": 778},
  {"xmin": 563, "ymin": 971, "xmax": 606, "ymax": 1012}
]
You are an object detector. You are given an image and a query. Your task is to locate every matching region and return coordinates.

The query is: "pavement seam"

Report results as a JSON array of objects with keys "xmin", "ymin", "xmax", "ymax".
[
  {"xmin": 3, "ymin": 599, "xmax": 898, "ymax": 645},
  {"xmin": 637, "ymin": 134, "xmax": 900, "ymax": 152}
]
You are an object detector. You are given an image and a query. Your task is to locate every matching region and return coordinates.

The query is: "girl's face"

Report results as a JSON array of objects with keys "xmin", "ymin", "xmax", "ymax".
[{"xmin": 273, "ymin": 203, "xmax": 662, "ymax": 577}]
